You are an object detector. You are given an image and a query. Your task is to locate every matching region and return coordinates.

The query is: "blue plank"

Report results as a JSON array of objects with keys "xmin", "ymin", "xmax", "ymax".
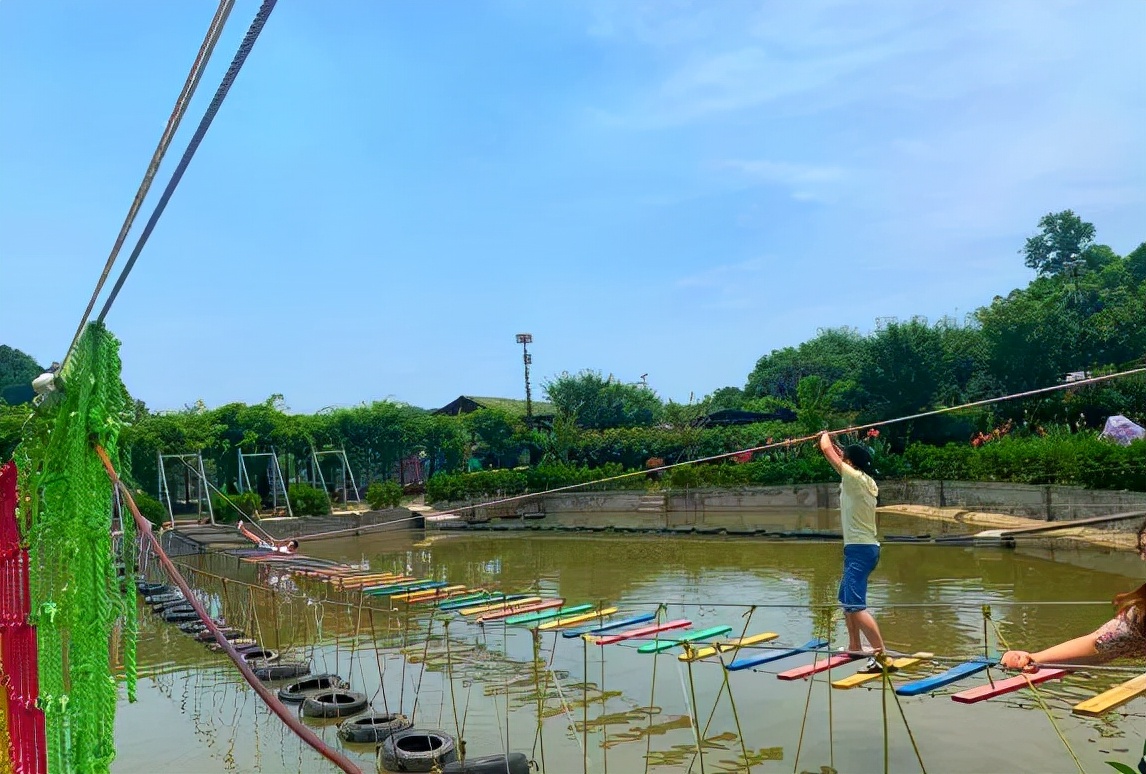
[
  {"xmin": 895, "ymin": 658, "xmax": 996, "ymax": 696},
  {"xmin": 438, "ymin": 593, "xmax": 523, "ymax": 611},
  {"xmin": 563, "ymin": 612, "xmax": 656, "ymax": 639},
  {"xmin": 726, "ymin": 638, "xmax": 829, "ymax": 671}
]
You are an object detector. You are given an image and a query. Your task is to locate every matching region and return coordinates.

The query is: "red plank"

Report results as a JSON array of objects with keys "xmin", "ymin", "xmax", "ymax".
[
  {"xmin": 593, "ymin": 619, "xmax": 692, "ymax": 646},
  {"xmin": 476, "ymin": 599, "xmax": 564, "ymax": 623},
  {"xmin": 951, "ymin": 668, "xmax": 1067, "ymax": 704},
  {"xmin": 777, "ymin": 654, "xmax": 857, "ymax": 681}
]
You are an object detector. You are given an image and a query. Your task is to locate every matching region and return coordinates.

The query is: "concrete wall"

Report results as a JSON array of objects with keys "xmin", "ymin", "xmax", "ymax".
[{"xmin": 434, "ymin": 480, "xmax": 1146, "ymax": 531}]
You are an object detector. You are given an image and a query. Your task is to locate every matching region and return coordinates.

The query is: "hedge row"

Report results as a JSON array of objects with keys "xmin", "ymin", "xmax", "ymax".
[{"xmin": 427, "ymin": 432, "xmax": 1146, "ymax": 503}]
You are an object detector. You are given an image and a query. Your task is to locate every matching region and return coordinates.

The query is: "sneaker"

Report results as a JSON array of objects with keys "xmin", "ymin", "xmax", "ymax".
[{"xmin": 859, "ymin": 656, "xmax": 899, "ymax": 674}]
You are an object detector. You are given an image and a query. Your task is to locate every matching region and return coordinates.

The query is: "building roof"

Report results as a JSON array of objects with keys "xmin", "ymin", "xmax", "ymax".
[{"xmin": 434, "ymin": 395, "xmax": 556, "ymax": 418}]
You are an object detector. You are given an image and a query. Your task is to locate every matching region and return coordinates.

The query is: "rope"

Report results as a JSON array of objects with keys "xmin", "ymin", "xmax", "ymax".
[
  {"xmin": 63, "ymin": 0, "xmax": 235, "ymax": 367},
  {"xmin": 286, "ymin": 364, "xmax": 1146, "ymax": 542},
  {"xmin": 95, "ymin": 0, "xmax": 279, "ymax": 325},
  {"xmin": 885, "ymin": 666, "xmax": 928, "ymax": 774},
  {"xmin": 988, "ymin": 617, "xmax": 1086, "ymax": 774},
  {"xmin": 686, "ymin": 605, "xmax": 756, "ymax": 774},
  {"xmin": 642, "ymin": 603, "xmax": 668, "ymax": 774}
]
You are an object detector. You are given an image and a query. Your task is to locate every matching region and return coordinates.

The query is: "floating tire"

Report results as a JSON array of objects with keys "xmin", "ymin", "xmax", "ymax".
[
  {"xmin": 254, "ymin": 661, "xmax": 310, "ymax": 681},
  {"xmin": 278, "ymin": 674, "xmax": 348, "ymax": 703},
  {"xmin": 179, "ymin": 621, "xmax": 211, "ymax": 634},
  {"xmin": 159, "ymin": 605, "xmax": 196, "ymax": 620},
  {"xmin": 441, "ymin": 752, "xmax": 531, "ymax": 774},
  {"xmin": 164, "ymin": 609, "xmax": 202, "ymax": 623},
  {"xmin": 300, "ymin": 689, "xmax": 368, "ymax": 719},
  {"xmin": 336, "ymin": 711, "xmax": 410, "ymax": 744},
  {"xmin": 145, "ymin": 592, "xmax": 184, "ymax": 606},
  {"xmin": 194, "ymin": 627, "xmax": 244, "ymax": 642},
  {"xmin": 377, "ymin": 729, "xmax": 458, "ymax": 772},
  {"xmin": 207, "ymin": 638, "xmax": 258, "ymax": 652},
  {"xmin": 240, "ymin": 648, "xmax": 278, "ymax": 664},
  {"xmin": 137, "ymin": 583, "xmax": 170, "ymax": 596}
]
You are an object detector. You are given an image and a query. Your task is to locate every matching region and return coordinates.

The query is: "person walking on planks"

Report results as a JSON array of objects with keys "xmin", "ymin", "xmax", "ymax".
[
  {"xmin": 818, "ymin": 432, "xmax": 889, "ymax": 673},
  {"xmin": 237, "ymin": 520, "xmax": 298, "ymax": 555}
]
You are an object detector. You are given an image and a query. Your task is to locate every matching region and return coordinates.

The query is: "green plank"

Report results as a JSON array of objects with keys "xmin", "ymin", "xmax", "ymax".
[
  {"xmin": 637, "ymin": 625, "xmax": 733, "ymax": 654},
  {"xmin": 505, "ymin": 603, "xmax": 593, "ymax": 627}
]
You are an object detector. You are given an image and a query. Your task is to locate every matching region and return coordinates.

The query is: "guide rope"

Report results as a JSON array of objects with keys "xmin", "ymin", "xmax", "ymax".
[{"xmin": 64, "ymin": 0, "xmax": 236, "ymax": 367}]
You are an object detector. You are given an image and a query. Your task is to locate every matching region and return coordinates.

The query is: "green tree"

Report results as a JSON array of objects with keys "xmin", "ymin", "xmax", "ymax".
[
  {"xmin": 0, "ymin": 344, "xmax": 43, "ymax": 405},
  {"xmin": 745, "ymin": 327, "xmax": 865, "ymax": 402},
  {"xmin": 1021, "ymin": 210, "xmax": 1096, "ymax": 276},
  {"xmin": 543, "ymin": 370, "xmax": 663, "ymax": 429},
  {"xmin": 464, "ymin": 408, "xmax": 523, "ymax": 465}
]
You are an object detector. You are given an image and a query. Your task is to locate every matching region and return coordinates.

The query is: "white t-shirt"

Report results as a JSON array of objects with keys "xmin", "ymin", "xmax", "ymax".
[{"xmin": 839, "ymin": 464, "xmax": 879, "ymax": 545}]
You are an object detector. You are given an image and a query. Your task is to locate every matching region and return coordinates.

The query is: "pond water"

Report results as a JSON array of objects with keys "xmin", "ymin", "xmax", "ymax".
[{"xmin": 114, "ymin": 512, "xmax": 1146, "ymax": 773}]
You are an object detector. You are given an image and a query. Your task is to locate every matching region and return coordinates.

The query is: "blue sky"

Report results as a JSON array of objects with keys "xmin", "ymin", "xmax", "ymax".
[{"xmin": 1, "ymin": 1, "xmax": 1143, "ymax": 413}]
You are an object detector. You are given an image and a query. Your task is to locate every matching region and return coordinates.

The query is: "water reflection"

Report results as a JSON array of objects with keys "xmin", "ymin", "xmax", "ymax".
[{"xmin": 116, "ymin": 521, "xmax": 1146, "ymax": 774}]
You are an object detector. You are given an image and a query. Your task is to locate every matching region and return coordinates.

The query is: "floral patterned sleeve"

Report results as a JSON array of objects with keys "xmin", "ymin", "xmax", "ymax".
[{"xmin": 1094, "ymin": 607, "xmax": 1146, "ymax": 661}]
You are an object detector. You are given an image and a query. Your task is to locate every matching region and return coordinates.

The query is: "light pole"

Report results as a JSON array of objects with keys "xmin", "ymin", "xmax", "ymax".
[{"xmin": 515, "ymin": 333, "xmax": 533, "ymax": 422}]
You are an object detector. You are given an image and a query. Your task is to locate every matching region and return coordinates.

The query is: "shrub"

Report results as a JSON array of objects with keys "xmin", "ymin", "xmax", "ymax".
[
  {"xmin": 210, "ymin": 491, "xmax": 263, "ymax": 523},
  {"xmin": 288, "ymin": 483, "xmax": 331, "ymax": 516},
  {"xmin": 366, "ymin": 481, "xmax": 403, "ymax": 510},
  {"xmin": 132, "ymin": 490, "xmax": 168, "ymax": 525}
]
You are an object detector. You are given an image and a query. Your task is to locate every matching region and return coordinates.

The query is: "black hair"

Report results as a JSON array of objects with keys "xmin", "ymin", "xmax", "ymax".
[
  {"xmin": 287, "ymin": 540, "xmax": 299, "ymax": 549},
  {"xmin": 843, "ymin": 444, "xmax": 876, "ymax": 478}
]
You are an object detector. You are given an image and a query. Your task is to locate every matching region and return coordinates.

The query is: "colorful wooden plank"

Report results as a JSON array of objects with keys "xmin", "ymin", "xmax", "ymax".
[
  {"xmin": 394, "ymin": 585, "xmax": 468, "ymax": 603},
  {"xmin": 364, "ymin": 581, "xmax": 444, "ymax": 596},
  {"xmin": 505, "ymin": 603, "xmax": 593, "ymax": 627},
  {"xmin": 592, "ymin": 619, "xmax": 692, "ymax": 646},
  {"xmin": 335, "ymin": 572, "xmax": 402, "ymax": 586},
  {"xmin": 831, "ymin": 653, "xmax": 934, "ymax": 689},
  {"xmin": 778, "ymin": 653, "xmax": 858, "ymax": 680},
  {"xmin": 638, "ymin": 625, "xmax": 733, "ymax": 654},
  {"xmin": 439, "ymin": 592, "xmax": 506, "ymax": 611},
  {"xmin": 952, "ymin": 668, "xmax": 1067, "ymax": 704},
  {"xmin": 726, "ymin": 639, "xmax": 829, "ymax": 672},
  {"xmin": 679, "ymin": 632, "xmax": 779, "ymax": 662},
  {"xmin": 408, "ymin": 587, "xmax": 478, "ymax": 605},
  {"xmin": 345, "ymin": 576, "xmax": 414, "ymax": 590},
  {"xmin": 458, "ymin": 596, "xmax": 542, "ymax": 616},
  {"xmin": 476, "ymin": 599, "xmax": 564, "ymax": 624},
  {"xmin": 539, "ymin": 607, "xmax": 618, "ymax": 631},
  {"xmin": 895, "ymin": 658, "xmax": 995, "ymax": 697},
  {"xmin": 1073, "ymin": 672, "xmax": 1146, "ymax": 717},
  {"xmin": 563, "ymin": 612, "xmax": 655, "ymax": 638}
]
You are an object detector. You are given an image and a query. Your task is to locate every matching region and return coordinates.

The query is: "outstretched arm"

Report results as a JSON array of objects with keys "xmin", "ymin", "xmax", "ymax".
[
  {"xmin": 238, "ymin": 523, "xmax": 263, "ymax": 545},
  {"xmin": 1001, "ymin": 630, "xmax": 1104, "ymax": 671},
  {"xmin": 819, "ymin": 432, "xmax": 844, "ymax": 474}
]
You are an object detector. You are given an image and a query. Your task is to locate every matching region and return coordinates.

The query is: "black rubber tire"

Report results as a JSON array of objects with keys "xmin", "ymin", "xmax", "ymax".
[
  {"xmin": 377, "ymin": 729, "xmax": 458, "ymax": 772},
  {"xmin": 300, "ymin": 689, "xmax": 369, "ymax": 719},
  {"xmin": 137, "ymin": 583, "xmax": 170, "ymax": 595},
  {"xmin": 207, "ymin": 638, "xmax": 258, "ymax": 652},
  {"xmin": 194, "ymin": 627, "xmax": 244, "ymax": 642},
  {"xmin": 441, "ymin": 752, "xmax": 531, "ymax": 774},
  {"xmin": 239, "ymin": 648, "xmax": 278, "ymax": 664},
  {"xmin": 278, "ymin": 674, "xmax": 348, "ymax": 703},
  {"xmin": 254, "ymin": 661, "xmax": 310, "ymax": 681},
  {"xmin": 159, "ymin": 604, "xmax": 195, "ymax": 619},
  {"xmin": 145, "ymin": 592, "xmax": 184, "ymax": 606},
  {"xmin": 336, "ymin": 711, "xmax": 410, "ymax": 744},
  {"xmin": 179, "ymin": 620, "xmax": 212, "ymax": 634},
  {"xmin": 164, "ymin": 609, "xmax": 202, "ymax": 623}
]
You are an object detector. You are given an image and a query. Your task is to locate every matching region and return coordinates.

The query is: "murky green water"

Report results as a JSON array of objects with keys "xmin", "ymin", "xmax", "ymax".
[{"xmin": 115, "ymin": 512, "xmax": 1146, "ymax": 773}]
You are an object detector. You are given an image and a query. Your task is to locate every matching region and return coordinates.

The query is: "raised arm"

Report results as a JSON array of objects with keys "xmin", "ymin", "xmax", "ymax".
[{"xmin": 818, "ymin": 432, "xmax": 844, "ymax": 474}]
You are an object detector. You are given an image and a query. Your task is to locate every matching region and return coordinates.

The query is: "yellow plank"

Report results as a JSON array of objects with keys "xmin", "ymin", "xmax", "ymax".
[
  {"xmin": 395, "ymin": 585, "xmax": 468, "ymax": 603},
  {"xmin": 459, "ymin": 597, "xmax": 542, "ymax": 616},
  {"xmin": 678, "ymin": 632, "xmax": 779, "ymax": 662},
  {"xmin": 831, "ymin": 652, "xmax": 934, "ymax": 689},
  {"xmin": 1073, "ymin": 673, "xmax": 1146, "ymax": 717},
  {"xmin": 538, "ymin": 607, "xmax": 619, "ymax": 631},
  {"xmin": 335, "ymin": 573, "xmax": 403, "ymax": 588},
  {"xmin": 337, "ymin": 575, "xmax": 410, "ymax": 589}
]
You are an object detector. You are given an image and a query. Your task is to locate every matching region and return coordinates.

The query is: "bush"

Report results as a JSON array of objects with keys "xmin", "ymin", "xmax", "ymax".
[
  {"xmin": 288, "ymin": 483, "xmax": 331, "ymax": 516},
  {"xmin": 366, "ymin": 481, "xmax": 403, "ymax": 510},
  {"xmin": 132, "ymin": 490, "xmax": 168, "ymax": 525},
  {"xmin": 210, "ymin": 491, "xmax": 263, "ymax": 523}
]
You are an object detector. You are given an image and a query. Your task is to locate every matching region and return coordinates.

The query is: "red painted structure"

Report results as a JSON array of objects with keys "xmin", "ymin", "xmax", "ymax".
[{"xmin": 0, "ymin": 461, "xmax": 47, "ymax": 773}]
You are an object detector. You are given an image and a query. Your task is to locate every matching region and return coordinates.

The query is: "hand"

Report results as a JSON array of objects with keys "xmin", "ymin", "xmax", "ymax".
[{"xmin": 1000, "ymin": 650, "xmax": 1038, "ymax": 672}]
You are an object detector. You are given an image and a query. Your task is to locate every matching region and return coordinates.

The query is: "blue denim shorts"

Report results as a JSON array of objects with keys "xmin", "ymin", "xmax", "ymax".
[{"xmin": 839, "ymin": 544, "xmax": 880, "ymax": 613}]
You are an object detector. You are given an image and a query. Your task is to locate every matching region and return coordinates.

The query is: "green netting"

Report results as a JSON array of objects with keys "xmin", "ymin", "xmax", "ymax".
[{"xmin": 15, "ymin": 324, "xmax": 137, "ymax": 774}]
